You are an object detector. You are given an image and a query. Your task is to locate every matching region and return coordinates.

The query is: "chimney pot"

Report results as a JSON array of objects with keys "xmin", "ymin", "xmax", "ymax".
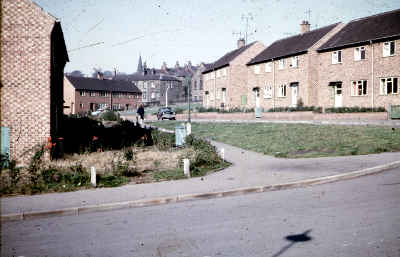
[
  {"xmin": 300, "ymin": 20, "xmax": 310, "ymax": 34},
  {"xmin": 237, "ymin": 38, "xmax": 245, "ymax": 49}
]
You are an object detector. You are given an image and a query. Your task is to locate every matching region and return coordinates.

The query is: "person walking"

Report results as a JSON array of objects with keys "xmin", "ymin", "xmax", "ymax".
[{"xmin": 137, "ymin": 104, "xmax": 145, "ymax": 127}]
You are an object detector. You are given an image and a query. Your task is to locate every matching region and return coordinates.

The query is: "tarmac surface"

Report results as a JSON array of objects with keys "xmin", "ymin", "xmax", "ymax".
[{"xmin": 2, "ymin": 135, "xmax": 400, "ymax": 221}]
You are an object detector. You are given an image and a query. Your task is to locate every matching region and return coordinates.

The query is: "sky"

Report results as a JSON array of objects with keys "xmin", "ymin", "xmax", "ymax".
[{"xmin": 34, "ymin": 0, "xmax": 400, "ymax": 76}]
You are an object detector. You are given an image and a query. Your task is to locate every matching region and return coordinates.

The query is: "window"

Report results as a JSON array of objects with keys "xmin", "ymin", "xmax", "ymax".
[
  {"xmin": 332, "ymin": 50, "xmax": 342, "ymax": 64},
  {"xmin": 216, "ymin": 70, "xmax": 221, "ymax": 78},
  {"xmin": 278, "ymin": 84, "xmax": 287, "ymax": 97},
  {"xmin": 142, "ymin": 93, "xmax": 147, "ymax": 99},
  {"xmin": 194, "ymin": 81, "xmax": 197, "ymax": 90},
  {"xmin": 290, "ymin": 56, "xmax": 298, "ymax": 68},
  {"xmin": 151, "ymin": 92, "xmax": 155, "ymax": 99},
  {"xmin": 151, "ymin": 82, "xmax": 155, "ymax": 88},
  {"xmin": 351, "ymin": 80, "xmax": 368, "ymax": 96},
  {"xmin": 216, "ymin": 89, "xmax": 221, "ymax": 99},
  {"xmin": 278, "ymin": 59, "xmax": 285, "ymax": 70},
  {"xmin": 79, "ymin": 103, "xmax": 84, "ymax": 108},
  {"xmin": 200, "ymin": 80, "xmax": 203, "ymax": 90},
  {"xmin": 265, "ymin": 62, "xmax": 272, "ymax": 72},
  {"xmin": 383, "ymin": 41, "xmax": 395, "ymax": 57},
  {"xmin": 380, "ymin": 77, "xmax": 399, "ymax": 95},
  {"xmin": 354, "ymin": 46, "xmax": 366, "ymax": 61},
  {"xmin": 254, "ymin": 65, "xmax": 261, "ymax": 74},
  {"xmin": 79, "ymin": 91, "xmax": 86, "ymax": 96},
  {"xmin": 90, "ymin": 91, "xmax": 96, "ymax": 97},
  {"xmin": 264, "ymin": 84, "xmax": 272, "ymax": 98},
  {"xmin": 100, "ymin": 91, "xmax": 106, "ymax": 97}
]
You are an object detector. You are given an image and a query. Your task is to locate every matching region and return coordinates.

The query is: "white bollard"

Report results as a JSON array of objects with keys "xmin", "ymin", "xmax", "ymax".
[
  {"xmin": 90, "ymin": 166, "xmax": 96, "ymax": 187},
  {"xmin": 220, "ymin": 148, "xmax": 225, "ymax": 162},
  {"xmin": 183, "ymin": 159, "xmax": 190, "ymax": 177},
  {"xmin": 186, "ymin": 122, "xmax": 192, "ymax": 136}
]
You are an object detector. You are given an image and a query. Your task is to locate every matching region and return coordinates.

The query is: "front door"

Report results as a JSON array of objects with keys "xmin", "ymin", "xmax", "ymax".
[
  {"xmin": 291, "ymin": 86, "xmax": 298, "ymax": 107},
  {"xmin": 222, "ymin": 89, "xmax": 226, "ymax": 104},
  {"xmin": 334, "ymin": 84, "xmax": 343, "ymax": 107},
  {"xmin": 254, "ymin": 88, "xmax": 260, "ymax": 108},
  {"xmin": 205, "ymin": 92, "xmax": 209, "ymax": 108}
]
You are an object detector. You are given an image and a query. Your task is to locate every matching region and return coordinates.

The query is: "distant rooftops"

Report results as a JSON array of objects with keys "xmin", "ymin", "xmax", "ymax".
[
  {"xmin": 248, "ymin": 23, "xmax": 339, "ymax": 66},
  {"xmin": 318, "ymin": 9, "xmax": 400, "ymax": 52},
  {"xmin": 66, "ymin": 76, "xmax": 141, "ymax": 93}
]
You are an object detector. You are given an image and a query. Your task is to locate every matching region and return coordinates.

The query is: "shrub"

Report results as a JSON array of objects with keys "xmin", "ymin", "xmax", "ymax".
[
  {"xmin": 100, "ymin": 110, "xmax": 120, "ymax": 121},
  {"xmin": 324, "ymin": 106, "xmax": 386, "ymax": 113},
  {"xmin": 152, "ymin": 130, "xmax": 175, "ymax": 151},
  {"xmin": 173, "ymin": 107, "xmax": 185, "ymax": 114}
]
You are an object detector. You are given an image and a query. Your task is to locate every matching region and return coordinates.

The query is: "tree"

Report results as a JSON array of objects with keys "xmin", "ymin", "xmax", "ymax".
[{"xmin": 68, "ymin": 70, "xmax": 85, "ymax": 77}]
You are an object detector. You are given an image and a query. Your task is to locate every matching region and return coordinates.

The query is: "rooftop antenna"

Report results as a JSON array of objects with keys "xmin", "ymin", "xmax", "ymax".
[
  {"xmin": 241, "ymin": 13, "xmax": 254, "ymax": 45},
  {"xmin": 305, "ymin": 9, "xmax": 311, "ymax": 22}
]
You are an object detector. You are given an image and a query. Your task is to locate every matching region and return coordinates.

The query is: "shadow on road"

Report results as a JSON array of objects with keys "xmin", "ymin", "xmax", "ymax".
[{"xmin": 270, "ymin": 229, "xmax": 313, "ymax": 257}]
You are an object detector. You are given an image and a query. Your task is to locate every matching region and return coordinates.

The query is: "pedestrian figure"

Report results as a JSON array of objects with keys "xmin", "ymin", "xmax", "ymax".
[{"xmin": 137, "ymin": 104, "xmax": 145, "ymax": 127}]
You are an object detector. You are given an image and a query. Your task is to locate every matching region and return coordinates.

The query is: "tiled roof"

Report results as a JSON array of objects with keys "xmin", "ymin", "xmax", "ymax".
[
  {"xmin": 203, "ymin": 42, "xmax": 257, "ymax": 73},
  {"xmin": 66, "ymin": 76, "xmax": 141, "ymax": 93},
  {"xmin": 318, "ymin": 9, "xmax": 400, "ymax": 52},
  {"xmin": 247, "ymin": 23, "xmax": 339, "ymax": 65}
]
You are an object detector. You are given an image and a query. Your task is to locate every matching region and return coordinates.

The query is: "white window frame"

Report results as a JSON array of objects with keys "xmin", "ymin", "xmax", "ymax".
[
  {"xmin": 222, "ymin": 68, "xmax": 227, "ymax": 76},
  {"xmin": 351, "ymin": 80, "xmax": 368, "ymax": 96},
  {"xmin": 380, "ymin": 77, "xmax": 399, "ymax": 95},
  {"xmin": 354, "ymin": 46, "xmax": 366, "ymax": 61},
  {"xmin": 216, "ymin": 70, "xmax": 221, "ymax": 78},
  {"xmin": 278, "ymin": 84, "xmax": 287, "ymax": 97},
  {"xmin": 254, "ymin": 65, "xmax": 261, "ymax": 74},
  {"xmin": 278, "ymin": 59, "xmax": 285, "ymax": 70},
  {"xmin": 90, "ymin": 91, "xmax": 96, "ymax": 97},
  {"xmin": 264, "ymin": 84, "xmax": 272, "ymax": 99},
  {"xmin": 151, "ymin": 82, "xmax": 155, "ymax": 88},
  {"xmin": 80, "ymin": 91, "xmax": 86, "ymax": 96},
  {"xmin": 383, "ymin": 41, "xmax": 395, "ymax": 57},
  {"xmin": 265, "ymin": 62, "xmax": 272, "ymax": 73},
  {"xmin": 332, "ymin": 50, "xmax": 342, "ymax": 64},
  {"xmin": 290, "ymin": 56, "xmax": 298, "ymax": 68}
]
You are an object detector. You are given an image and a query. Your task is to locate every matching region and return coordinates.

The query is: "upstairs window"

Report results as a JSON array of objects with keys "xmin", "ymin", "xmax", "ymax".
[
  {"xmin": 278, "ymin": 84, "xmax": 287, "ymax": 97},
  {"xmin": 79, "ymin": 91, "xmax": 86, "ymax": 96},
  {"xmin": 265, "ymin": 62, "xmax": 272, "ymax": 72},
  {"xmin": 290, "ymin": 56, "xmax": 298, "ymax": 68},
  {"xmin": 354, "ymin": 46, "xmax": 366, "ymax": 61},
  {"xmin": 216, "ymin": 70, "xmax": 221, "ymax": 78},
  {"xmin": 222, "ymin": 68, "xmax": 227, "ymax": 76},
  {"xmin": 90, "ymin": 91, "xmax": 96, "ymax": 97},
  {"xmin": 264, "ymin": 84, "xmax": 272, "ymax": 99},
  {"xmin": 278, "ymin": 59, "xmax": 285, "ymax": 70},
  {"xmin": 351, "ymin": 80, "xmax": 368, "ymax": 96},
  {"xmin": 383, "ymin": 41, "xmax": 395, "ymax": 57},
  {"xmin": 332, "ymin": 50, "xmax": 342, "ymax": 64},
  {"xmin": 380, "ymin": 77, "xmax": 398, "ymax": 95},
  {"xmin": 254, "ymin": 65, "xmax": 261, "ymax": 74}
]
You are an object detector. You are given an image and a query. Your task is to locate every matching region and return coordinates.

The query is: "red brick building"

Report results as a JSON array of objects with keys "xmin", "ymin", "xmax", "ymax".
[
  {"xmin": 1, "ymin": 0, "xmax": 69, "ymax": 165},
  {"xmin": 64, "ymin": 76, "xmax": 142, "ymax": 114}
]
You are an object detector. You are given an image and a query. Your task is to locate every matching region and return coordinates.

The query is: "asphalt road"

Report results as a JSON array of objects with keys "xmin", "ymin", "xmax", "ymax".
[{"xmin": 2, "ymin": 169, "xmax": 400, "ymax": 257}]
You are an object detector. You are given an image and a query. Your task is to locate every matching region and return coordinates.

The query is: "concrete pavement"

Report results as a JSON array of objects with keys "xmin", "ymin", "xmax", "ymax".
[{"xmin": 2, "ymin": 139, "xmax": 400, "ymax": 221}]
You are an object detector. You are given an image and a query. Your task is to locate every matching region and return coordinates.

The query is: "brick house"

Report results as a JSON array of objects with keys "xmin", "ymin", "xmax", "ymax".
[
  {"xmin": 64, "ymin": 75, "xmax": 142, "ymax": 114},
  {"xmin": 246, "ymin": 22, "xmax": 342, "ymax": 110},
  {"xmin": 1, "ymin": 0, "xmax": 69, "ymax": 164},
  {"xmin": 190, "ymin": 63, "xmax": 210, "ymax": 103},
  {"xmin": 317, "ymin": 9, "xmax": 400, "ymax": 110},
  {"xmin": 202, "ymin": 39, "xmax": 265, "ymax": 109}
]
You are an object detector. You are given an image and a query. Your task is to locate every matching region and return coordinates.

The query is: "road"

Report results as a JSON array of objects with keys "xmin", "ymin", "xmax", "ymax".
[{"xmin": 2, "ymin": 169, "xmax": 400, "ymax": 257}]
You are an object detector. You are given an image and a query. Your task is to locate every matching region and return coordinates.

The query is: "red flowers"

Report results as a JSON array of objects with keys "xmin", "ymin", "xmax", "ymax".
[{"xmin": 45, "ymin": 136, "xmax": 56, "ymax": 149}]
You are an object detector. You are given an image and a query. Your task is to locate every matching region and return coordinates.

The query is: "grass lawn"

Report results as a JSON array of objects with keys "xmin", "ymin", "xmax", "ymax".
[{"xmin": 152, "ymin": 121, "xmax": 400, "ymax": 158}]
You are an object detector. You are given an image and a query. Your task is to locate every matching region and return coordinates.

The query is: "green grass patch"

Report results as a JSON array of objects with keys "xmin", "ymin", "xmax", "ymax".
[{"xmin": 152, "ymin": 122, "xmax": 400, "ymax": 158}]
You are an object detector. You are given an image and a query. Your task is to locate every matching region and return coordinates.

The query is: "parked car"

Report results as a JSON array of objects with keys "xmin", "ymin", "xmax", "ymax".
[
  {"xmin": 91, "ymin": 107, "xmax": 108, "ymax": 116},
  {"xmin": 157, "ymin": 107, "xmax": 176, "ymax": 120}
]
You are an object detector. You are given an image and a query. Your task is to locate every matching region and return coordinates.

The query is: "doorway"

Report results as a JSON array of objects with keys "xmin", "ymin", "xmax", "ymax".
[
  {"xmin": 290, "ymin": 83, "xmax": 298, "ymax": 107},
  {"xmin": 334, "ymin": 83, "xmax": 343, "ymax": 107}
]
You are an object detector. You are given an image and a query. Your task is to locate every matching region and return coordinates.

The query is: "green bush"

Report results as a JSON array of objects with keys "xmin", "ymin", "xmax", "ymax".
[
  {"xmin": 173, "ymin": 107, "xmax": 185, "ymax": 114},
  {"xmin": 266, "ymin": 106, "xmax": 319, "ymax": 112},
  {"xmin": 152, "ymin": 130, "xmax": 175, "ymax": 150},
  {"xmin": 100, "ymin": 110, "xmax": 120, "ymax": 121},
  {"xmin": 324, "ymin": 106, "xmax": 386, "ymax": 113}
]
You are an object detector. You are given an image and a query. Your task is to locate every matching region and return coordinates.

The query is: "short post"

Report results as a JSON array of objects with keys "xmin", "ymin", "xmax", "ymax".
[
  {"xmin": 220, "ymin": 148, "xmax": 225, "ymax": 162},
  {"xmin": 186, "ymin": 122, "xmax": 191, "ymax": 136},
  {"xmin": 183, "ymin": 159, "xmax": 190, "ymax": 177},
  {"xmin": 90, "ymin": 166, "xmax": 96, "ymax": 187}
]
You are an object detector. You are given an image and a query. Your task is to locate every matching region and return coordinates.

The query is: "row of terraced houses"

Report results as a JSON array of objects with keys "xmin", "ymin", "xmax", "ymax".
[{"xmin": 202, "ymin": 9, "xmax": 400, "ymax": 111}]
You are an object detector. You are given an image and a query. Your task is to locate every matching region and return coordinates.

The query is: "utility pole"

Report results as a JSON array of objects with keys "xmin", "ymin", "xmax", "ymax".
[{"xmin": 187, "ymin": 77, "xmax": 191, "ymax": 123}]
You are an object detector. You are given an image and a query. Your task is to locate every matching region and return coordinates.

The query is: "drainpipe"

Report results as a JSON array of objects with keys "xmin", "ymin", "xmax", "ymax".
[
  {"xmin": 370, "ymin": 40, "xmax": 374, "ymax": 108},
  {"xmin": 272, "ymin": 58, "xmax": 275, "ymax": 110},
  {"xmin": 213, "ymin": 68, "xmax": 216, "ymax": 108}
]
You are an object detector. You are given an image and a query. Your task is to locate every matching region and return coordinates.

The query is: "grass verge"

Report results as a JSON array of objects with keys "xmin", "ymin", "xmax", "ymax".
[{"xmin": 152, "ymin": 121, "xmax": 400, "ymax": 158}]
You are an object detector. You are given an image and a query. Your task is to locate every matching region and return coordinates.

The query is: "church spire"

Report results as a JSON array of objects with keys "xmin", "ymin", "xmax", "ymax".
[{"xmin": 137, "ymin": 54, "xmax": 143, "ymax": 73}]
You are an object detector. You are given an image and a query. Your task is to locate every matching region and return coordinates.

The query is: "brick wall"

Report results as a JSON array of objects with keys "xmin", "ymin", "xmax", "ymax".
[
  {"xmin": 1, "ymin": 0, "xmax": 59, "ymax": 165},
  {"xmin": 318, "ymin": 39, "xmax": 400, "ymax": 110}
]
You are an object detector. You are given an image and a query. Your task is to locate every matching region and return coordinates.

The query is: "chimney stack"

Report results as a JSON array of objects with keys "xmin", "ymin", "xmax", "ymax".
[
  {"xmin": 300, "ymin": 20, "xmax": 310, "ymax": 34},
  {"xmin": 237, "ymin": 38, "xmax": 245, "ymax": 49}
]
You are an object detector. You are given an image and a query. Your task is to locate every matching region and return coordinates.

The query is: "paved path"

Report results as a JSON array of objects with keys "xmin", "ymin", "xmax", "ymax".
[{"xmin": 2, "ymin": 138, "xmax": 400, "ymax": 217}]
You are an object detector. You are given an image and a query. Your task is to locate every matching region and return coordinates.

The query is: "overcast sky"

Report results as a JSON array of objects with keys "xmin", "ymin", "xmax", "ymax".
[{"xmin": 34, "ymin": 0, "xmax": 400, "ymax": 76}]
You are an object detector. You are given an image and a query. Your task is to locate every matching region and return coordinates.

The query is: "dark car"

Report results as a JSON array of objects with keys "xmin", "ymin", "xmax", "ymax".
[{"xmin": 157, "ymin": 107, "xmax": 176, "ymax": 120}]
